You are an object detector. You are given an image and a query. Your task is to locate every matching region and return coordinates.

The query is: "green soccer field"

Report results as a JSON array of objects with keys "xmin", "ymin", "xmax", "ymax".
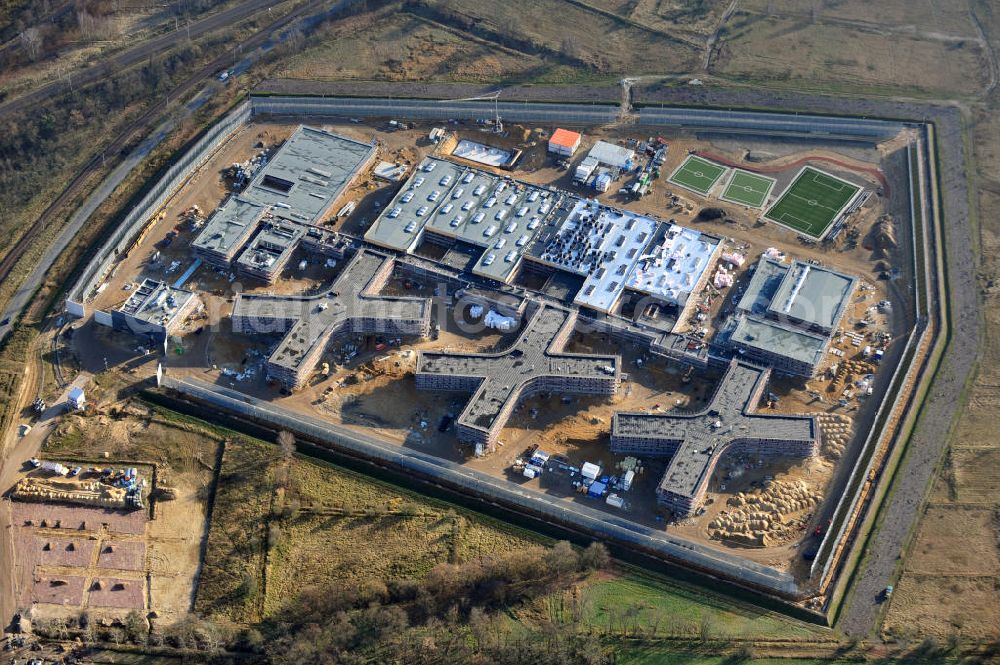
[
  {"xmin": 764, "ymin": 167, "xmax": 861, "ymax": 238},
  {"xmin": 720, "ymin": 170, "xmax": 776, "ymax": 208},
  {"xmin": 668, "ymin": 155, "xmax": 728, "ymax": 195}
]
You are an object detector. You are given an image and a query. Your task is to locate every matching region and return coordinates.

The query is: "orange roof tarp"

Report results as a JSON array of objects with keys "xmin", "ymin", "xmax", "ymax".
[{"xmin": 550, "ymin": 128, "xmax": 582, "ymax": 148}]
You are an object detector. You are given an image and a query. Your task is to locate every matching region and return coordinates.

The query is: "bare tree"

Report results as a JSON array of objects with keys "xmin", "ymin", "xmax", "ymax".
[
  {"xmin": 20, "ymin": 27, "xmax": 42, "ymax": 61},
  {"xmin": 278, "ymin": 430, "xmax": 296, "ymax": 459},
  {"xmin": 560, "ymin": 36, "xmax": 579, "ymax": 60}
]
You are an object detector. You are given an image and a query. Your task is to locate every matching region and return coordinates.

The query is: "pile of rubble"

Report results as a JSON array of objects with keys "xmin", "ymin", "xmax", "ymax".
[
  {"xmin": 829, "ymin": 359, "xmax": 874, "ymax": 395},
  {"xmin": 708, "ymin": 479, "xmax": 822, "ymax": 547},
  {"xmin": 817, "ymin": 413, "xmax": 853, "ymax": 459}
]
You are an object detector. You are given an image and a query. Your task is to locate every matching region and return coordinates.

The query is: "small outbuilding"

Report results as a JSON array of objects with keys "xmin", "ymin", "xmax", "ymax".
[
  {"xmin": 548, "ymin": 128, "xmax": 582, "ymax": 157},
  {"xmin": 68, "ymin": 387, "xmax": 86, "ymax": 411},
  {"xmin": 581, "ymin": 462, "xmax": 601, "ymax": 481}
]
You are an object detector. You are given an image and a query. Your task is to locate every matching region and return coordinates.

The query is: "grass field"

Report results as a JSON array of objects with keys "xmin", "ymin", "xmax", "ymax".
[
  {"xmin": 764, "ymin": 167, "xmax": 860, "ymax": 238},
  {"xmin": 721, "ymin": 170, "xmax": 776, "ymax": 208},
  {"xmin": 667, "ymin": 155, "xmax": 728, "ymax": 195}
]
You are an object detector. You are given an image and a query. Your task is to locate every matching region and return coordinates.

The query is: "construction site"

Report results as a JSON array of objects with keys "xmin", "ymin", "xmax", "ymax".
[{"xmin": 51, "ymin": 94, "xmax": 927, "ymax": 608}]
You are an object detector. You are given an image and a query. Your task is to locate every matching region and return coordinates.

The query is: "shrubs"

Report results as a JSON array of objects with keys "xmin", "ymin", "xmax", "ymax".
[{"xmin": 262, "ymin": 540, "xmax": 613, "ymax": 664}]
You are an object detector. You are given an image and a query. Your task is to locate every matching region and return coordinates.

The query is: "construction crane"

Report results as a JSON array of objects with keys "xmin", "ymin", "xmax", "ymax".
[{"xmin": 442, "ymin": 89, "xmax": 504, "ymax": 134}]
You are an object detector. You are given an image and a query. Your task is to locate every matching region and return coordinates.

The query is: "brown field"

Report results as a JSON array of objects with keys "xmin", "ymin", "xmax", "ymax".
[
  {"xmin": 738, "ymin": 0, "xmax": 980, "ymax": 37},
  {"xmin": 885, "ymin": 575, "xmax": 1000, "ymax": 641},
  {"xmin": 87, "ymin": 577, "xmax": 145, "ymax": 609},
  {"xmin": 422, "ymin": 0, "xmax": 701, "ymax": 75},
  {"xmin": 888, "ymin": 98, "xmax": 1000, "ymax": 634},
  {"xmin": 714, "ymin": 13, "xmax": 988, "ymax": 95},
  {"xmin": 275, "ymin": 11, "xmax": 544, "ymax": 83},
  {"xmin": 903, "ymin": 506, "xmax": 1000, "ymax": 575},
  {"xmin": 97, "ymin": 541, "xmax": 146, "ymax": 571},
  {"xmin": 196, "ymin": 436, "xmax": 548, "ymax": 622}
]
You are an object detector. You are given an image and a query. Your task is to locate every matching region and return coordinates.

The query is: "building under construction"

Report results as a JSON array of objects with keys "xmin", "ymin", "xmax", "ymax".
[
  {"xmin": 111, "ymin": 278, "xmax": 200, "ymax": 343},
  {"xmin": 720, "ymin": 258, "xmax": 857, "ymax": 376},
  {"xmin": 415, "ymin": 304, "xmax": 621, "ymax": 450},
  {"xmin": 611, "ymin": 360, "xmax": 818, "ymax": 516},
  {"xmin": 231, "ymin": 250, "xmax": 431, "ymax": 389}
]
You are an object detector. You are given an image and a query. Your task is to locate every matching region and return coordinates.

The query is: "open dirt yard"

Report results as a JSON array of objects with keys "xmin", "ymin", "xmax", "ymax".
[{"xmin": 31, "ymin": 410, "xmax": 223, "ymax": 624}]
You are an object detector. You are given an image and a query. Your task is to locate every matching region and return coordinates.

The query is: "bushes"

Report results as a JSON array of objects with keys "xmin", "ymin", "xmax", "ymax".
[{"xmin": 261, "ymin": 541, "xmax": 613, "ymax": 664}]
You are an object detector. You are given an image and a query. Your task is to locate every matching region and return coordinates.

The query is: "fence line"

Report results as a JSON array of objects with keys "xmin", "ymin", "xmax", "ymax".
[{"xmin": 66, "ymin": 102, "xmax": 251, "ymax": 315}]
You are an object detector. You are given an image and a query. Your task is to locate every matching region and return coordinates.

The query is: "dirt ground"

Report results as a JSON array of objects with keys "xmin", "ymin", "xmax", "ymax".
[
  {"xmin": 68, "ymin": 116, "xmax": 915, "ymax": 583},
  {"xmin": 713, "ymin": 12, "xmax": 988, "ymax": 96},
  {"xmin": 8, "ymin": 413, "xmax": 223, "ymax": 626}
]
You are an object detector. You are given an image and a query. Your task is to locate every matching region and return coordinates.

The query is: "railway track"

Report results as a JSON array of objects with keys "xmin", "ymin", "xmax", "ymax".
[{"xmin": 0, "ymin": 0, "xmax": 336, "ymax": 310}]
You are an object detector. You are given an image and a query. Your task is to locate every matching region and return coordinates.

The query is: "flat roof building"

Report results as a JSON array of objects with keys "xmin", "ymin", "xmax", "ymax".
[
  {"xmin": 586, "ymin": 140, "xmax": 635, "ymax": 169},
  {"xmin": 242, "ymin": 126, "xmax": 377, "ymax": 225},
  {"xmin": 548, "ymin": 128, "xmax": 582, "ymax": 156},
  {"xmin": 192, "ymin": 197, "xmax": 270, "ymax": 268},
  {"xmin": 416, "ymin": 304, "xmax": 621, "ymax": 450},
  {"xmin": 726, "ymin": 315, "xmax": 830, "ymax": 377},
  {"xmin": 626, "ymin": 224, "xmax": 720, "ymax": 308},
  {"xmin": 366, "ymin": 157, "xmax": 719, "ymax": 320},
  {"xmin": 235, "ymin": 219, "xmax": 304, "ymax": 284},
  {"xmin": 737, "ymin": 258, "xmax": 856, "ymax": 335},
  {"xmin": 365, "ymin": 156, "xmax": 561, "ymax": 283},
  {"xmin": 231, "ymin": 250, "xmax": 431, "ymax": 389},
  {"xmin": 722, "ymin": 257, "xmax": 857, "ymax": 376},
  {"xmin": 111, "ymin": 278, "xmax": 200, "ymax": 343},
  {"xmin": 611, "ymin": 360, "xmax": 818, "ymax": 517}
]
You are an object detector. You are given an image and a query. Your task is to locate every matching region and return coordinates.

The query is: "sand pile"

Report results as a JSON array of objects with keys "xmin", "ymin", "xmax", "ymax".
[{"xmin": 709, "ymin": 479, "xmax": 822, "ymax": 547}]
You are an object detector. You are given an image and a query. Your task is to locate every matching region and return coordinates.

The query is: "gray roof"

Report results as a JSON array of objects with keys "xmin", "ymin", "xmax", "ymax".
[
  {"xmin": 243, "ymin": 126, "xmax": 375, "ymax": 224},
  {"xmin": 613, "ymin": 361, "xmax": 815, "ymax": 502},
  {"xmin": 729, "ymin": 315, "xmax": 829, "ymax": 367},
  {"xmin": 736, "ymin": 258, "xmax": 788, "ymax": 316},
  {"xmin": 192, "ymin": 197, "xmax": 269, "ymax": 258},
  {"xmin": 118, "ymin": 278, "xmax": 197, "ymax": 327},
  {"xmin": 365, "ymin": 156, "xmax": 562, "ymax": 282},
  {"xmin": 234, "ymin": 219, "xmax": 303, "ymax": 275},
  {"xmin": 587, "ymin": 141, "xmax": 635, "ymax": 169},
  {"xmin": 767, "ymin": 261, "xmax": 856, "ymax": 331},
  {"xmin": 738, "ymin": 258, "xmax": 856, "ymax": 332},
  {"xmin": 417, "ymin": 305, "xmax": 619, "ymax": 434},
  {"xmin": 232, "ymin": 250, "xmax": 429, "ymax": 372}
]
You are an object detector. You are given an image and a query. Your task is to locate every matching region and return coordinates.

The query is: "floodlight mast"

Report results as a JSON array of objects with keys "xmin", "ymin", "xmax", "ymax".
[{"xmin": 443, "ymin": 90, "xmax": 503, "ymax": 134}]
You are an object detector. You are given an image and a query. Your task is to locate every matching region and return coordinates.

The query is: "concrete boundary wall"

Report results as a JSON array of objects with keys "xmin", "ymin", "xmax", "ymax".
[
  {"xmin": 810, "ymin": 138, "xmax": 933, "ymax": 588},
  {"xmin": 59, "ymin": 93, "xmax": 937, "ymax": 610},
  {"xmin": 159, "ymin": 374, "xmax": 804, "ymax": 599},
  {"xmin": 250, "ymin": 96, "xmax": 620, "ymax": 125},
  {"xmin": 637, "ymin": 107, "xmax": 902, "ymax": 140},
  {"xmin": 66, "ymin": 102, "xmax": 251, "ymax": 316}
]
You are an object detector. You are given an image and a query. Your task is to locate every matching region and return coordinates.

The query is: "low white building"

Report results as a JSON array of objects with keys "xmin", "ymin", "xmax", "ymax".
[
  {"xmin": 587, "ymin": 141, "xmax": 635, "ymax": 170},
  {"xmin": 68, "ymin": 387, "xmax": 86, "ymax": 411}
]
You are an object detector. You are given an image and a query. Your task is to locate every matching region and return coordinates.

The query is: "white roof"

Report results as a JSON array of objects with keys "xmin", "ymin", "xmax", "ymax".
[
  {"xmin": 68, "ymin": 387, "xmax": 85, "ymax": 400},
  {"xmin": 625, "ymin": 224, "xmax": 718, "ymax": 306},
  {"xmin": 587, "ymin": 141, "xmax": 635, "ymax": 169},
  {"xmin": 581, "ymin": 462, "xmax": 601, "ymax": 479}
]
